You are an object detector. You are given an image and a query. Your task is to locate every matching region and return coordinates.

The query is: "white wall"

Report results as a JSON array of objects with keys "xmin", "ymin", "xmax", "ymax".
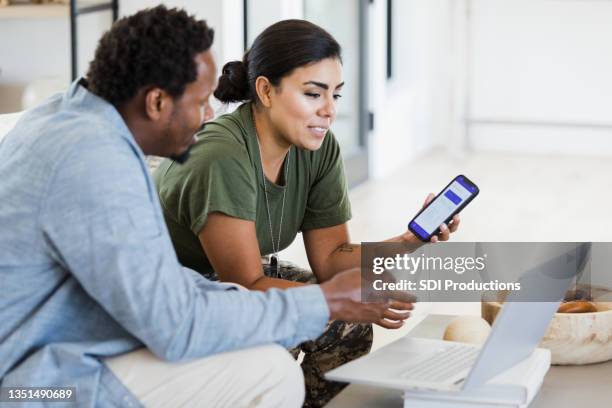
[
  {"xmin": 120, "ymin": 0, "xmax": 242, "ymax": 65},
  {"xmin": 0, "ymin": 1, "xmax": 243, "ymax": 113},
  {"xmin": 0, "ymin": 12, "xmax": 111, "ymax": 112},
  {"xmin": 247, "ymin": 0, "xmax": 303, "ymax": 44},
  {"xmin": 369, "ymin": 0, "xmax": 457, "ymax": 179},
  {"xmin": 372, "ymin": 0, "xmax": 612, "ymax": 173},
  {"xmin": 466, "ymin": 0, "xmax": 612, "ymax": 156}
]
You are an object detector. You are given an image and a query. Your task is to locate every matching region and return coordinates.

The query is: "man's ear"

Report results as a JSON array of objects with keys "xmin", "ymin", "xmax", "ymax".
[
  {"xmin": 144, "ymin": 88, "xmax": 172, "ymax": 121},
  {"xmin": 254, "ymin": 76, "xmax": 274, "ymax": 108}
]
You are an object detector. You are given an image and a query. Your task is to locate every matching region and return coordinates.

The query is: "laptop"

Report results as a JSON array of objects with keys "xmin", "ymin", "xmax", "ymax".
[{"xmin": 326, "ymin": 243, "xmax": 590, "ymax": 393}]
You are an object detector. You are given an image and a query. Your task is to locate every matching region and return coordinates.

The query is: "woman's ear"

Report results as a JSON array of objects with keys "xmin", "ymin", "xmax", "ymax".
[
  {"xmin": 254, "ymin": 76, "xmax": 274, "ymax": 108},
  {"xmin": 144, "ymin": 88, "xmax": 172, "ymax": 121}
]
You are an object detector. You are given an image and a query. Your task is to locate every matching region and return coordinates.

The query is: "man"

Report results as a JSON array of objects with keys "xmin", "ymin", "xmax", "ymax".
[{"xmin": 0, "ymin": 6, "xmax": 413, "ymax": 407}]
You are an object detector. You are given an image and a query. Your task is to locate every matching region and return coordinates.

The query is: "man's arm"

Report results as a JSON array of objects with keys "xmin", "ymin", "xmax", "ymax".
[{"xmin": 40, "ymin": 139, "xmax": 329, "ymax": 361}]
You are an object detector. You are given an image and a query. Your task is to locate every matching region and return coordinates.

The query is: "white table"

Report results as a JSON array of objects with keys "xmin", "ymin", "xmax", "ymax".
[{"xmin": 327, "ymin": 314, "xmax": 612, "ymax": 407}]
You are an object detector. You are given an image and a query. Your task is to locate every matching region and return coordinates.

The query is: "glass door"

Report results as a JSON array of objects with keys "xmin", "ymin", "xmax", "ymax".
[{"xmin": 304, "ymin": 0, "xmax": 369, "ymax": 186}]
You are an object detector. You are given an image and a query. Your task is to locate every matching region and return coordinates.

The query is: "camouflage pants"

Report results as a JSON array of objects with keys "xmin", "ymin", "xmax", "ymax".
[{"xmin": 263, "ymin": 260, "xmax": 373, "ymax": 408}]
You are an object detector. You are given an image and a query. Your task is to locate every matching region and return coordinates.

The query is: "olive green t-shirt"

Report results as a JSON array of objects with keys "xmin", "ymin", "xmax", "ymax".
[{"xmin": 153, "ymin": 103, "xmax": 352, "ymax": 278}]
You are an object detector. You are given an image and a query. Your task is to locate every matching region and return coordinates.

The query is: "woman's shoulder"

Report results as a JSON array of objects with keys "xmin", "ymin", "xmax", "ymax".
[
  {"xmin": 154, "ymin": 105, "xmax": 256, "ymax": 185},
  {"xmin": 197, "ymin": 103, "xmax": 253, "ymax": 148}
]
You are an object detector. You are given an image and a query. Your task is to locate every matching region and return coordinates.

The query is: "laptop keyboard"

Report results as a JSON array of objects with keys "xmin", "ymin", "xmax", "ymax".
[{"xmin": 399, "ymin": 344, "xmax": 480, "ymax": 383}]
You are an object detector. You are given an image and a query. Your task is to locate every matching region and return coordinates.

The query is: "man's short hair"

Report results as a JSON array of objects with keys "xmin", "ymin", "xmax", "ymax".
[{"xmin": 86, "ymin": 5, "xmax": 214, "ymax": 107}]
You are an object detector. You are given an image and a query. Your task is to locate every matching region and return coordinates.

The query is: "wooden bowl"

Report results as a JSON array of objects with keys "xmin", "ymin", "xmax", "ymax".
[{"xmin": 482, "ymin": 288, "xmax": 612, "ymax": 365}]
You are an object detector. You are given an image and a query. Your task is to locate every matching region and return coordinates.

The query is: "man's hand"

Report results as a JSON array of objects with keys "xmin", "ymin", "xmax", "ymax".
[
  {"xmin": 378, "ymin": 300, "xmax": 414, "ymax": 329},
  {"xmin": 319, "ymin": 268, "xmax": 416, "ymax": 328}
]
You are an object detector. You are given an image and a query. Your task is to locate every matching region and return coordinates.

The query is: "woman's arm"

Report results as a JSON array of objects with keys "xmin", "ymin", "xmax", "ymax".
[
  {"xmin": 199, "ymin": 213, "xmax": 414, "ymax": 330},
  {"xmin": 199, "ymin": 212, "xmax": 303, "ymax": 290},
  {"xmin": 303, "ymin": 223, "xmax": 357, "ymax": 283},
  {"xmin": 304, "ymin": 194, "xmax": 461, "ymax": 283}
]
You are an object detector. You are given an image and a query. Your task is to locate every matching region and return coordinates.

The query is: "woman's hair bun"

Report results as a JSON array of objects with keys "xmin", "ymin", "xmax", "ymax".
[{"xmin": 214, "ymin": 60, "xmax": 250, "ymax": 103}]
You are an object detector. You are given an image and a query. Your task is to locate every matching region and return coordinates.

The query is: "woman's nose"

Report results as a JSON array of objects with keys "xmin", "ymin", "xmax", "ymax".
[{"xmin": 319, "ymin": 97, "xmax": 336, "ymax": 120}]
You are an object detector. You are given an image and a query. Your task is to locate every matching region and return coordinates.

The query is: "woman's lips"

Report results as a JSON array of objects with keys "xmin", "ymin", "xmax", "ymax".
[{"xmin": 308, "ymin": 126, "xmax": 328, "ymax": 138}]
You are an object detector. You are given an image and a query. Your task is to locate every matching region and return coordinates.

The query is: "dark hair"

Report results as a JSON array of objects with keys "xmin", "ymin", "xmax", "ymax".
[
  {"xmin": 214, "ymin": 19, "xmax": 341, "ymax": 104},
  {"xmin": 86, "ymin": 5, "xmax": 214, "ymax": 107}
]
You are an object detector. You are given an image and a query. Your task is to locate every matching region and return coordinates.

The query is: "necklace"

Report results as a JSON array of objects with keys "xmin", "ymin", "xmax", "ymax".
[{"xmin": 252, "ymin": 113, "xmax": 290, "ymax": 277}]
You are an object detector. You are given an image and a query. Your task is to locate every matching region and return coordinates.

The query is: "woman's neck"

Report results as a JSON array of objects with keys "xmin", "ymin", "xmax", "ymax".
[{"xmin": 251, "ymin": 104, "xmax": 291, "ymax": 184}]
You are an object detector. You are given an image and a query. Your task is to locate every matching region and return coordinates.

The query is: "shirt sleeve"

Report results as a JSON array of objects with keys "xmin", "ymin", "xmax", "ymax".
[
  {"xmin": 39, "ymin": 137, "xmax": 328, "ymax": 362},
  {"xmin": 156, "ymin": 136, "xmax": 257, "ymax": 236},
  {"xmin": 301, "ymin": 131, "xmax": 352, "ymax": 230}
]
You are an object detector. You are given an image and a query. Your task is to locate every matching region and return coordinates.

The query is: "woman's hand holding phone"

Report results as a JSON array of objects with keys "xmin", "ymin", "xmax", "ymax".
[
  {"xmin": 397, "ymin": 193, "xmax": 462, "ymax": 244},
  {"xmin": 407, "ymin": 175, "xmax": 478, "ymax": 242}
]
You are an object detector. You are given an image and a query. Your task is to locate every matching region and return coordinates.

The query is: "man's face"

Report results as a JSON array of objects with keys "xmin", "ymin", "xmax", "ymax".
[{"xmin": 163, "ymin": 51, "xmax": 217, "ymax": 161}]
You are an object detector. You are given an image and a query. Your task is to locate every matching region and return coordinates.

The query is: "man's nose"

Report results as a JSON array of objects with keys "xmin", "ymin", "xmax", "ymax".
[{"xmin": 204, "ymin": 105, "xmax": 215, "ymax": 122}]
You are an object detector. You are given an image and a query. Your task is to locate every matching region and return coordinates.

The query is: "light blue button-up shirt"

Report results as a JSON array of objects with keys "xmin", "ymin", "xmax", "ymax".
[{"xmin": 0, "ymin": 80, "xmax": 329, "ymax": 407}]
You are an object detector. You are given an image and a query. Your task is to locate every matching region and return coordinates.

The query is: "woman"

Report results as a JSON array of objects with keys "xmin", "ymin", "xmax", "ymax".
[{"xmin": 154, "ymin": 19, "xmax": 459, "ymax": 407}]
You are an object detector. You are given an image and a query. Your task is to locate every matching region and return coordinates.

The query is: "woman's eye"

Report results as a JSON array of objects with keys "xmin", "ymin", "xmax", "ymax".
[
  {"xmin": 333, "ymin": 94, "xmax": 342, "ymax": 100},
  {"xmin": 305, "ymin": 93, "xmax": 320, "ymax": 99}
]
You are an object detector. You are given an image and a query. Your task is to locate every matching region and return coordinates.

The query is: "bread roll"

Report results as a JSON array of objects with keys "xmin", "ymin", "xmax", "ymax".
[
  {"xmin": 557, "ymin": 301, "xmax": 597, "ymax": 313},
  {"xmin": 443, "ymin": 316, "xmax": 491, "ymax": 344}
]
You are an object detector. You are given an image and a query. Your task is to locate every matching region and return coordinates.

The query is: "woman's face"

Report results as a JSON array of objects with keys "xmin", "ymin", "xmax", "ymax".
[{"xmin": 267, "ymin": 57, "xmax": 343, "ymax": 151}]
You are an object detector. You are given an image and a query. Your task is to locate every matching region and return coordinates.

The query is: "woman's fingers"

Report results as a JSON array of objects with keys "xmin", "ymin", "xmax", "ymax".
[
  {"xmin": 438, "ymin": 223, "xmax": 450, "ymax": 241},
  {"xmin": 422, "ymin": 193, "xmax": 435, "ymax": 208},
  {"xmin": 449, "ymin": 215, "xmax": 461, "ymax": 233}
]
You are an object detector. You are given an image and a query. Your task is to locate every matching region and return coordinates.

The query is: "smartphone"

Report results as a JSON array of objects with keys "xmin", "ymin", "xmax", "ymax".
[{"xmin": 408, "ymin": 175, "xmax": 479, "ymax": 242}]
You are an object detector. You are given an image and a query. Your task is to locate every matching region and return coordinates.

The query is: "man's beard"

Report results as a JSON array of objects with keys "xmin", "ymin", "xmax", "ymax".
[
  {"xmin": 164, "ymin": 119, "xmax": 192, "ymax": 164},
  {"xmin": 167, "ymin": 121, "xmax": 206, "ymax": 164},
  {"xmin": 169, "ymin": 145, "xmax": 192, "ymax": 164}
]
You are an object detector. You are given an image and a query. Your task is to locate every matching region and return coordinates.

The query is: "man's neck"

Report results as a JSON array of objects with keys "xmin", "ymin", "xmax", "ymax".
[{"xmin": 117, "ymin": 100, "xmax": 155, "ymax": 156}]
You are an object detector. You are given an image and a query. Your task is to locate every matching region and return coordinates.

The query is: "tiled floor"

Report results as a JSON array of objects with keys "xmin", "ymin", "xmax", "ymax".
[{"xmin": 280, "ymin": 149, "xmax": 612, "ymax": 349}]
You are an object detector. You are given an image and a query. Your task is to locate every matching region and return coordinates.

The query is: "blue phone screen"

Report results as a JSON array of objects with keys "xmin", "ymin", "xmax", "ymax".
[{"xmin": 409, "ymin": 176, "xmax": 477, "ymax": 239}]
